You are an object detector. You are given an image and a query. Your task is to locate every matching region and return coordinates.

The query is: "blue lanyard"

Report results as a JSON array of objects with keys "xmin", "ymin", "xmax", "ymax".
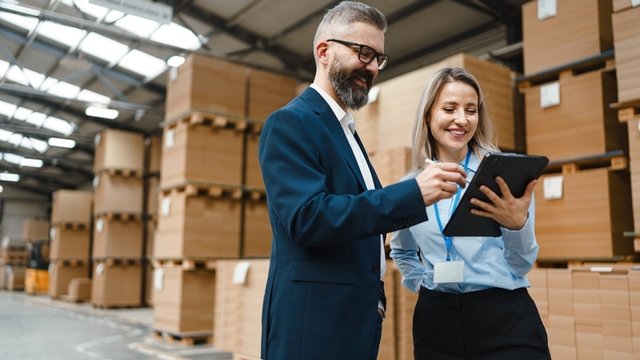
[{"xmin": 433, "ymin": 150, "xmax": 471, "ymax": 261}]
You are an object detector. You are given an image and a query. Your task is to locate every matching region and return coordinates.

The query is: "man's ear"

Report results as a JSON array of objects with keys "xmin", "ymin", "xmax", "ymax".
[{"xmin": 316, "ymin": 41, "xmax": 330, "ymax": 67}]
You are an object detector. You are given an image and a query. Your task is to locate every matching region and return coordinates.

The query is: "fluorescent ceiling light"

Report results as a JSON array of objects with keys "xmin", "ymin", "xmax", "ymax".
[
  {"xmin": 0, "ymin": 173, "xmax": 19, "ymax": 182},
  {"xmin": 45, "ymin": 80, "xmax": 81, "ymax": 99},
  {"xmin": 44, "ymin": 117, "xmax": 75, "ymax": 136},
  {"xmin": 167, "ymin": 55, "xmax": 185, "ymax": 68},
  {"xmin": 48, "ymin": 137, "xmax": 76, "ymax": 149},
  {"xmin": 118, "ymin": 49, "xmax": 167, "ymax": 79},
  {"xmin": 20, "ymin": 158, "xmax": 43, "ymax": 168},
  {"xmin": 86, "ymin": 106, "xmax": 119, "ymax": 119}
]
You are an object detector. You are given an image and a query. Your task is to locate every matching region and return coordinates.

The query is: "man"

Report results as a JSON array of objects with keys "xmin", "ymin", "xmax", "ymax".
[{"xmin": 259, "ymin": 2, "xmax": 467, "ymax": 359}]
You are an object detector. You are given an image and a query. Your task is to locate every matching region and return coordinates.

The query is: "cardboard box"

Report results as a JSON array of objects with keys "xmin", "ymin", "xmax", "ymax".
[
  {"xmin": 613, "ymin": 0, "xmax": 639, "ymax": 12},
  {"xmin": 214, "ymin": 259, "xmax": 269, "ymax": 356},
  {"xmin": 67, "ymin": 278, "xmax": 92, "ymax": 302},
  {"xmin": 50, "ymin": 226, "xmax": 91, "ymax": 260},
  {"xmin": 370, "ymin": 147, "xmax": 412, "ymax": 186},
  {"xmin": 6, "ymin": 266, "xmax": 25, "ymax": 291},
  {"xmin": 522, "ymin": 0, "xmax": 613, "ymax": 74},
  {"xmin": 152, "ymin": 264, "xmax": 215, "ymax": 333},
  {"xmin": 245, "ymin": 129, "xmax": 263, "ymax": 189},
  {"xmin": 146, "ymin": 175, "xmax": 159, "ymax": 216},
  {"xmin": 91, "ymin": 260, "xmax": 142, "ymax": 307},
  {"xmin": 94, "ymin": 129, "xmax": 145, "ymax": 173},
  {"xmin": 154, "ymin": 190, "xmax": 241, "ymax": 258},
  {"xmin": 629, "ymin": 121, "xmax": 640, "ymax": 236},
  {"xmin": 165, "ymin": 53, "xmax": 246, "ymax": 122},
  {"xmin": 613, "ymin": 6, "xmax": 640, "ymax": 104},
  {"xmin": 48, "ymin": 261, "xmax": 89, "ymax": 298},
  {"xmin": 92, "ymin": 216, "xmax": 142, "ymax": 259},
  {"xmin": 160, "ymin": 120, "xmax": 244, "ymax": 188},
  {"xmin": 354, "ymin": 53, "xmax": 515, "ymax": 154},
  {"xmin": 525, "ymin": 70, "xmax": 626, "ymax": 161},
  {"xmin": 535, "ymin": 168, "xmax": 634, "ymax": 259},
  {"xmin": 93, "ymin": 172, "xmax": 143, "ymax": 215},
  {"xmin": 246, "ymin": 67, "xmax": 298, "ymax": 121},
  {"xmin": 242, "ymin": 198, "xmax": 271, "ymax": 258},
  {"xmin": 51, "ymin": 190, "xmax": 93, "ymax": 225},
  {"xmin": 22, "ymin": 219, "xmax": 50, "ymax": 242}
]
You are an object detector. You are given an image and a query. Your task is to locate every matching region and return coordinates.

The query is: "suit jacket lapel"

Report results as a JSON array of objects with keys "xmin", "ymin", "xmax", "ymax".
[{"xmin": 300, "ymin": 88, "xmax": 368, "ymax": 191}]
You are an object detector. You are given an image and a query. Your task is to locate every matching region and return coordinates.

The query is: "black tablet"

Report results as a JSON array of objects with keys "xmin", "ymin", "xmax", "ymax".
[{"xmin": 442, "ymin": 152, "xmax": 549, "ymax": 237}]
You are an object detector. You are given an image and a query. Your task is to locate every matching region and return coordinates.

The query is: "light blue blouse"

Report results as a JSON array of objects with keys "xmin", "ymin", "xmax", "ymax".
[{"xmin": 390, "ymin": 151, "xmax": 539, "ymax": 294}]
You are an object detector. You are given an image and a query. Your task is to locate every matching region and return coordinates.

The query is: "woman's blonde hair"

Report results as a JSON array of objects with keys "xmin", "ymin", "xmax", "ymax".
[{"xmin": 409, "ymin": 67, "xmax": 498, "ymax": 173}]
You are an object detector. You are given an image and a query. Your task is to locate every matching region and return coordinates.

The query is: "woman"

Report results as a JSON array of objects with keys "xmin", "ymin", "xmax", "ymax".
[{"xmin": 390, "ymin": 67, "xmax": 551, "ymax": 359}]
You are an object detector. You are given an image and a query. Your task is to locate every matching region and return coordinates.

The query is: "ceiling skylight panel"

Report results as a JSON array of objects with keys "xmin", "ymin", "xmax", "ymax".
[
  {"xmin": 6, "ymin": 65, "xmax": 30, "ymax": 86},
  {"xmin": 26, "ymin": 112, "xmax": 46, "ymax": 127},
  {"xmin": 0, "ymin": 11, "xmax": 38, "ymax": 32},
  {"xmin": 12, "ymin": 107, "xmax": 33, "ymax": 121},
  {"xmin": 118, "ymin": 49, "xmax": 167, "ymax": 79},
  {"xmin": 79, "ymin": 32, "xmax": 129, "ymax": 66},
  {"xmin": 37, "ymin": 21, "xmax": 87, "ymax": 49},
  {"xmin": 115, "ymin": 14, "xmax": 160, "ymax": 38},
  {"xmin": 46, "ymin": 81, "xmax": 81, "ymax": 99},
  {"xmin": 151, "ymin": 23, "xmax": 202, "ymax": 50},
  {"xmin": 77, "ymin": 89, "xmax": 110, "ymax": 105},
  {"xmin": 44, "ymin": 116, "xmax": 75, "ymax": 136},
  {"xmin": 19, "ymin": 137, "xmax": 48, "ymax": 153},
  {"xmin": 0, "ymin": 60, "xmax": 8, "ymax": 77},
  {"xmin": 0, "ymin": 129, "xmax": 14, "ymax": 142},
  {"xmin": 61, "ymin": 0, "xmax": 109, "ymax": 20},
  {"xmin": 0, "ymin": 100, "xmax": 17, "ymax": 117}
]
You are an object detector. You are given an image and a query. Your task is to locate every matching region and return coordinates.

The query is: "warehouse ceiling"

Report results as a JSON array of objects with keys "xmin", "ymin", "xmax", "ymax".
[{"xmin": 0, "ymin": 0, "xmax": 527, "ymax": 199}]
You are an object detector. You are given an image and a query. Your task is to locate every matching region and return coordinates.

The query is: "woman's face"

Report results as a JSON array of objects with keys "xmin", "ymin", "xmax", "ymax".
[{"xmin": 428, "ymin": 80, "xmax": 479, "ymax": 162}]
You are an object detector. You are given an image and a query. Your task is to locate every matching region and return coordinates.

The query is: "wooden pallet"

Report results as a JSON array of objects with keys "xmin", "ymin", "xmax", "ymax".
[
  {"xmin": 516, "ymin": 50, "xmax": 615, "ymax": 92},
  {"xmin": 160, "ymin": 181, "xmax": 243, "ymax": 199},
  {"xmin": 94, "ymin": 212, "xmax": 143, "ymax": 222},
  {"xmin": 166, "ymin": 111, "xmax": 249, "ymax": 131},
  {"xmin": 544, "ymin": 150, "xmax": 628, "ymax": 175},
  {"xmin": 52, "ymin": 222, "xmax": 90, "ymax": 230},
  {"xmin": 611, "ymin": 98, "xmax": 640, "ymax": 123},
  {"xmin": 152, "ymin": 258, "xmax": 216, "ymax": 271},
  {"xmin": 92, "ymin": 302, "xmax": 143, "ymax": 309},
  {"xmin": 152, "ymin": 329, "xmax": 213, "ymax": 346}
]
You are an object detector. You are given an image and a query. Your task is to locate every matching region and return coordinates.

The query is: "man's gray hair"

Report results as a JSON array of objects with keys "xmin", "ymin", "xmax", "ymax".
[{"xmin": 313, "ymin": 1, "xmax": 387, "ymax": 47}]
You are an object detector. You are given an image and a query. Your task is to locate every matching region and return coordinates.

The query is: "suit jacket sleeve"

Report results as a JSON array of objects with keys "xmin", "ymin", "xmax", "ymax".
[{"xmin": 259, "ymin": 101, "xmax": 428, "ymax": 248}]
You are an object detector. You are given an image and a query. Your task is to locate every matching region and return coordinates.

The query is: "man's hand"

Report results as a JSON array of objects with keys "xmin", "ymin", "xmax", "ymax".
[{"xmin": 415, "ymin": 162, "xmax": 467, "ymax": 206}]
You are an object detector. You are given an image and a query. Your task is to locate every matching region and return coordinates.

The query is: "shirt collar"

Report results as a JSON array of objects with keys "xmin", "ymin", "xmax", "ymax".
[{"xmin": 309, "ymin": 83, "xmax": 350, "ymax": 126}]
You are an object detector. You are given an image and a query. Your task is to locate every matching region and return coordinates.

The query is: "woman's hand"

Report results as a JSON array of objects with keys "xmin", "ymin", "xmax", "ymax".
[{"xmin": 469, "ymin": 176, "xmax": 537, "ymax": 230}]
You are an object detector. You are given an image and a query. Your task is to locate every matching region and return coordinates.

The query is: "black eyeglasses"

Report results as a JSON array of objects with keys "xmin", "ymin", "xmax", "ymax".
[{"xmin": 326, "ymin": 39, "xmax": 389, "ymax": 70}]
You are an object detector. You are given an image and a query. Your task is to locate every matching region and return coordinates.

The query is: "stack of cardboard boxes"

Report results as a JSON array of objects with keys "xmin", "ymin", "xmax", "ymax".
[
  {"xmin": 0, "ymin": 237, "xmax": 29, "ymax": 291},
  {"xmin": 612, "ymin": 1, "xmax": 640, "ymax": 248},
  {"xmin": 91, "ymin": 129, "xmax": 145, "ymax": 307},
  {"xmin": 48, "ymin": 190, "xmax": 92, "ymax": 299},
  {"xmin": 152, "ymin": 53, "xmax": 297, "ymax": 346},
  {"xmin": 521, "ymin": 0, "xmax": 633, "ymax": 261}
]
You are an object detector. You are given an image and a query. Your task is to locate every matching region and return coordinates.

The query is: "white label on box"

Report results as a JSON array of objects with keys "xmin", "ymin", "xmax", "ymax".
[
  {"xmin": 537, "ymin": 0, "xmax": 557, "ymax": 20},
  {"xmin": 540, "ymin": 82, "xmax": 560, "ymax": 108},
  {"xmin": 161, "ymin": 197, "xmax": 171, "ymax": 217},
  {"xmin": 232, "ymin": 261, "xmax": 251, "ymax": 285},
  {"xmin": 50, "ymin": 227, "xmax": 56, "ymax": 239},
  {"xmin": 49, "ymin": 263, "xmax": 54, "ymax": 273},
  {"xmin": 96, "ymin": 218, "xmax": 104, "ymax": 233},
  {"xmin": 543, "ymin": 175, "xmax": 563, "ymax": 200},
  {"xmin": 93, "ymin": 176, "xmax": 100, "ymax": 188},
  {"xmin": 590, "ymin": 266, "xmax": 613, "ymax": 272},
  {"xmin": 153, "ymin": 268, "xmax": 164, "ymax": 290},
  {"xmin": 96, "ymin": 263, "xmax": 105, "ymax": 276},
  {"xmin": 94, "ymin": 133, "xmax": 101, "ymax": 146},
  {"xmin": 164, "ymin": 129, "xmax": 174, "ymax": 149}
]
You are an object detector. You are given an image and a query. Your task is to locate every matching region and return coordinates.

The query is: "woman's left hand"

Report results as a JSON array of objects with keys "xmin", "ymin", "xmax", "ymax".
[{"xmin": 469, "ymin": 176, "xmax": 537, "ymax": 230}]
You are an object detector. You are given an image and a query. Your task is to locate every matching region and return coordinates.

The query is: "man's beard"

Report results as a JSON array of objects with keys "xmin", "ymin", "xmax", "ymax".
[{"xmin": 329, "ymin": 62, "xmax": 374, "ymax": 110}]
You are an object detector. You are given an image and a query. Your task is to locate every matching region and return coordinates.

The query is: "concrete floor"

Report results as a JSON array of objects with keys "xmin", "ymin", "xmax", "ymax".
[{"xmin": 0, "ymin": 291, "xmax": 234, "ymax": 360}]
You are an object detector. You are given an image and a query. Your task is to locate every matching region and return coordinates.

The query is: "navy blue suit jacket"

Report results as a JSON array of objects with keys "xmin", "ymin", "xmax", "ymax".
[{"xmin": 259, "ymin": 87, "xmax": 428, "ymax": 359}]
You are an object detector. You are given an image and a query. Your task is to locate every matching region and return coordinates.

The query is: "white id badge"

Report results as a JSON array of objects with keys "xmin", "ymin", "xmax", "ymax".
[{"xmin": 433, "ymin": 260, "xmax": 464, "ymax": 283}]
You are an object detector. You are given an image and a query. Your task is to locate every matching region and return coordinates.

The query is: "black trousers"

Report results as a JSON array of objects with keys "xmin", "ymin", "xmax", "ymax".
[{"xmin": 413, "ymin": 287, "xmax": 551, "ymax": 360}]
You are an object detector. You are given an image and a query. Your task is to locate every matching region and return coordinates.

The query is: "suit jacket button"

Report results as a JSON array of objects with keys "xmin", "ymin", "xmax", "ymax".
[{"xmin": 372, "ymin": 265, "xmax": 380, "ymax": 273}]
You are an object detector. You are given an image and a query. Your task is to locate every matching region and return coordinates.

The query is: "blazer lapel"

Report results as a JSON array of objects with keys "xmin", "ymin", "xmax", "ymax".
[{"xmin": 300, "ymin": 88, "xmax": 368, "ymax": 191}]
